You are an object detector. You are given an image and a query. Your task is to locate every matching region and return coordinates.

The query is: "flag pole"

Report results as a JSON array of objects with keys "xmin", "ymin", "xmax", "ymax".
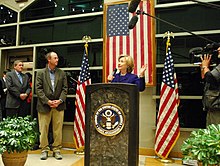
[
  {"xmin": 156, "ymin": 31, "xmax": 175, "ymax": 164},
  {"xmin": 73, "ymin": 35, "xmax": 91, "ymax": 155}
]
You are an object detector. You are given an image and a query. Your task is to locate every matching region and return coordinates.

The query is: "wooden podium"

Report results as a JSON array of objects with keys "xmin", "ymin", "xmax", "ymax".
[{"xmin": 85, "ymin": 83, "xmax": 139, "ymax": 166}]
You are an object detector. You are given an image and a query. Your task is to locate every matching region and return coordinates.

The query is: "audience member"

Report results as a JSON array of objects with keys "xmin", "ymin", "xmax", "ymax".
[
  {"xmin": 5, "ymin": 61, "xmax": 31, "ymax": 117},
  {"xmin": 35, "ymin": 51, "xmax": 68, "ymax": 160}
]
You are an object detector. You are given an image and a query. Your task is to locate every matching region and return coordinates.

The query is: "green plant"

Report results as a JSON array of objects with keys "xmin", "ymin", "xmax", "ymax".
[
  {"xmin": 0, "ymin": 116, "xmax": 39, "ymax": 154},
  {"xmin": 181, "ymin": 124, "xmax": 220, "ymax": 166}
]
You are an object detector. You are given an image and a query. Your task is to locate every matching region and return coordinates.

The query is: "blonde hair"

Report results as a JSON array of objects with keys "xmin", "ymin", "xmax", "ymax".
[{"xmin": 118, "ymin": 54, "xmax": 134, "ymax": 73}]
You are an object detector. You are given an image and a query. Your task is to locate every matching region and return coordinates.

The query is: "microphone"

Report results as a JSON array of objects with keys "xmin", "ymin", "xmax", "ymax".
[
  {"xmin": 112, "ymin": 68, "xmax": 117, "ymax": 76},
  {"xmin": 108, "ymin": 68, "xmax": 117, "ymax": 83},
  {"xmin": 128, "ymin": 15, "xmax": 139, "ymax": 29},
  {"xmin": 128, "ymin": 0, "xmax": 141, "ymax": 13}
]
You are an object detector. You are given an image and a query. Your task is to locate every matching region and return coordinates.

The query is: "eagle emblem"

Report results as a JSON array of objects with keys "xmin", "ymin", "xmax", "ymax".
[{"xmin": 94, "ymin": 103, "xmax": 125, "ymax": 136}]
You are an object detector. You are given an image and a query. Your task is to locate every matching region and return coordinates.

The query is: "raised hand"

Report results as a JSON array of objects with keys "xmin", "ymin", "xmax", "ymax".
[{"xmin": 139, "ymin": 64, "xmax": 147, "ymax": 77}]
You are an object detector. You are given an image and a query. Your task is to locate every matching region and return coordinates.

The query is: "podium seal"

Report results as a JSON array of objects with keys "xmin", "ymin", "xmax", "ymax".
[{"xmin": 94, "ymin": 103, "xmax": 125, "ymax": 136}]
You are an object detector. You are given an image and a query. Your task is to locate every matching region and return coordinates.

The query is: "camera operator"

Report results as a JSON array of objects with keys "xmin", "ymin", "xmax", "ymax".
[{"xmin": 200, "ymin": 46, "xmax": 220, "ymax": 127}]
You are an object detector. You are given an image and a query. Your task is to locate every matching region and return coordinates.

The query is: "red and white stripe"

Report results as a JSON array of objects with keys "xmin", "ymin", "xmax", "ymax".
[
  {"xmin": 74, "ymin": 75, "xmax": 91, "ymax": 149},
  {"xmin": 155, "ymin": 74, "xmax": 180, "ymax": 159},
  {"xmin": 105, "ymin": 1, "xmax": 153, "ymax": 84}
]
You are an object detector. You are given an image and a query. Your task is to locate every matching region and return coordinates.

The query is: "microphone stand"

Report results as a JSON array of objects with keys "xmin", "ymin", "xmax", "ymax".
[{"xmin": 136, "ymin": 10, "xmax": 215, "ymax": 43}]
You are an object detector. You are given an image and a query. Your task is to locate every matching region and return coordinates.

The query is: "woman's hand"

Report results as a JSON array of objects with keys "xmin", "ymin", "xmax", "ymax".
[
  {"xmin": 139, "ymin": 64, "xmax": 147, "ymax": 77},
  {"xmin": 107, "ymin": 75, "xmax": 114, "ymax": 82}
]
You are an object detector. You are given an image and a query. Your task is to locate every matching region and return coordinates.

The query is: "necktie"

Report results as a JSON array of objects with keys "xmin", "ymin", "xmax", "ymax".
[{"xmin": 18, "ymin": 73, "xmax": 23, "ymax": 84}]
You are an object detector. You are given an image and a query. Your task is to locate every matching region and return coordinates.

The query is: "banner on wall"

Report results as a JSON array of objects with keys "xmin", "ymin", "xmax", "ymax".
[{"xmin": 103, "ymin": 0, "xmax": 156, "ymax": 86}]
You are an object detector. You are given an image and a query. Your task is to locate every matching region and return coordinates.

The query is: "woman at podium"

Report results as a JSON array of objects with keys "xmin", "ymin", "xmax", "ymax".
[{"xmin": 107, "ymin": 54, "xmax": 147, "ymax": 92}]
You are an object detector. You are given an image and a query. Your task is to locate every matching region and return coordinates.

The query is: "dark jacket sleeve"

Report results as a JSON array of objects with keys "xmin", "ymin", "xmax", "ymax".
[
  {"xmin": 132, "ymin": 75, "xmax": 146, "ymax": 92},
  {"xmin": 204, "ymin": 64, "xmax": 220, "ymax": 85},
  {"xmin": 6, "ymin": 72, "xmax": 21, "ymax": 98},
  {"xmin": 204, "ymin": 72, "xmax": 217, "ymax": 84},
  {"xmin": 0, "ymin": 80, "xmax": 3, "ymax": 96},
  {"xmin": 35, "ymin": 69, "xmax": 50, "ymax": 105},
  {"xmin": 137, "ymin": 77, "xmax": 146, "ymax": 92}
]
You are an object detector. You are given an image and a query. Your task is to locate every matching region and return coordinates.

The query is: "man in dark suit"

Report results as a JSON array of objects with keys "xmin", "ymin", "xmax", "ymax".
[
  {"xmin": 5, "ymin": 60, "xmax": 31, "ymax": 117},
  {"xmin": 0, "ymin": 70, "xmax": 10, "ymax": 120},
  {"xmin": 35, "ymin": 51, "xmax": 67, "ymax": 160}
]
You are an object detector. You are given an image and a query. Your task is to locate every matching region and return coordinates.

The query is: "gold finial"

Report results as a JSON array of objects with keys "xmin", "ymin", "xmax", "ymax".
[
  {"xmin": 163, "ymin": 31, "xmax": 174, "ymax": 40},
  {"xmin": 82, "ymin": 35, "xmax": 91, "ymax": 44},
  {"xmin": 82, "ymin": 35, "xmax": 91, "ymax": 55},
  {"xmin": 163, "ymin": 31, "xmax": 174, "ymax": 51}
]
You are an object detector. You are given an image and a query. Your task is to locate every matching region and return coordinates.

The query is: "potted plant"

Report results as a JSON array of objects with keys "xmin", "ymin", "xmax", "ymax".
[
  {"xmin": 181, "ymin": 124, "xmax": 220, "ymax": 166},
  {"xmin": 0, "ymin": 116, "xmax": 39, "ymax": 166}
]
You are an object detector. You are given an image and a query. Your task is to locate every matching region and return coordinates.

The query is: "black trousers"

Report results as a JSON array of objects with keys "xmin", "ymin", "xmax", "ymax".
[
  {"xmin": 6, "ymin": 101, "xmax": 29, "ymax": 117},
  {"xmin": 0, "ymin": 97, "xmax": 6, "ymax": 119}
]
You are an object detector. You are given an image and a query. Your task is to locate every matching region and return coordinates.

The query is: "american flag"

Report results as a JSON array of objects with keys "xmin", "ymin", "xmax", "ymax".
[
  {"xmin": 74, "ymin": 49, "xmax": 91, "ymax": 150},
  {"xmin": 154, "ymin": 45, "xmax": 180, "ymax": 159},
  {"xmin": 104, "ymin": 1, "xmax": 154, "ymax": 85}
]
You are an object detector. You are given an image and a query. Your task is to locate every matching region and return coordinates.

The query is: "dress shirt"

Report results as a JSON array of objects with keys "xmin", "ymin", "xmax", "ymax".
[{"xmin": 48, "ymin": 68, "xmax": 55, "ymax": 92}]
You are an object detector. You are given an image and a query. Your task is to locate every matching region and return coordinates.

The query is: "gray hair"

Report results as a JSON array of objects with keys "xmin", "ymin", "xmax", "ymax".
[{"xmin": 13, "ymin": 60, "xmax": 23, "ymax": 67}]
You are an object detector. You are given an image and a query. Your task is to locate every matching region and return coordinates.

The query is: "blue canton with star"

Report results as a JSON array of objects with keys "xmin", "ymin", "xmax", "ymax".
[
  {"xmin": 79, "ymin": 52, "xmax": 90, "ymax": 83},
  {"xmin": 162, "ymin": 47, "xmax": 175, "ymax": 89},
  {"xmin": 107, "ymin": 4, "xmax": 129, "ymax": 37}
]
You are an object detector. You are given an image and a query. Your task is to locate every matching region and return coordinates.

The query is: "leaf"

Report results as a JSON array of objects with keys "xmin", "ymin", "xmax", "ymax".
[
  {"xmin": 181, "ymin": 124, "xmax": 220, "ymax": 165},
  {"xmin": 0, "ymin": 116, "xmax": 39, "ymax": 154}
]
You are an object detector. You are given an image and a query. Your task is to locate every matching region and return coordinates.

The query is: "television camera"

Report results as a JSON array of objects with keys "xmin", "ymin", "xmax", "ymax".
[{"xmin": 189, "ymin": 42, "xmax": 220, "ymax": 65}]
